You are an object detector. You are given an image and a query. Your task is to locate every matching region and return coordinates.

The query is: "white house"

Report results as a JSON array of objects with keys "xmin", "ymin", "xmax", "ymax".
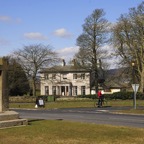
[{"xmin": 40, "ymin": 60, "xmax": 91, "ymax": 96}]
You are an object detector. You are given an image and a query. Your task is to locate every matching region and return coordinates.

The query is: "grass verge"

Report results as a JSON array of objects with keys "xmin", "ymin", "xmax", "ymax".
[
  {"xmin": 0, "ymin": 120, "xmax": 144, "ymax": 144},
  {"xmin": 10, "ymin": 100, "xmax": 144, "ymax": 114}
]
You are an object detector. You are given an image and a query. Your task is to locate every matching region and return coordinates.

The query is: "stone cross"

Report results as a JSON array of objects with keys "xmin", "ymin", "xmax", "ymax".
[{"xmin": 0, "ymin": 57, "xmax": 9, "ymax": 112}]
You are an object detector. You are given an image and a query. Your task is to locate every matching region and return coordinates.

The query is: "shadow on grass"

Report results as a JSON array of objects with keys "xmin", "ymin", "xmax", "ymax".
[
  {"xmin": 55, "ymin": 119, "xmax": 63, "ymax": 121},
  {"xmin": 96, "ymin": 106, "xmax": 112, "ymax": 108},
  {"xmin": 102, "ymin": 106, "xmax": 112, "ymax": 108},
  {"xmin": 28, "ymin": 119, "xmax": 45, "ymax": 125}
]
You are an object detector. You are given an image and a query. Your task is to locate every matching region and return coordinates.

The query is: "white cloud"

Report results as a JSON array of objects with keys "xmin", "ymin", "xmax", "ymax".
[
  {"xmin": 15, "ymin": 18, "xmax": 22, "ymax": 23},
  {"xmin": 56, "ymin": 46, "xmax": 79, "ymax": 62},
  {"xmin": 0, "ymin": 16, "xmax": 11, "ymax": 22},
  {"xmin": 24, "ymin": 32, "xmax": 48, "ymax": 40},
  {"xmin": 0, "ymin": 38, "xmax": 10, "ymax": 46},
  {"xmin": 0, "ymin": 15, "xmax": 22, "ymax": 24},
  {"xmin": 53, "ymin": 28, "xmax": 72, "ymax": 38},
  {"xmin": 101, "ymin": 44, "xmax": 119, "ymax": 69}
]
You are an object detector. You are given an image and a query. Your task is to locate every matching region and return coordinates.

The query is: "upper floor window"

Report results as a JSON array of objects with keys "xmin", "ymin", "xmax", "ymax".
[
  {"xmin": 52, "ymin": 74, "xmax": 56, "ymax": 79},
  {"xmin": 44, "ymin": 73, "xmax": 49, "ymax": 79},
  {"xmin": 73, "ymin": 74, "xmax": 77, "ymax": 79},
  {"xmin": 63, "ymin": 74, "xmax": 67, "ymax": 79},
  {"xmin": 81, "ymin": 73, "xmax": 85, "ymax": 79}
]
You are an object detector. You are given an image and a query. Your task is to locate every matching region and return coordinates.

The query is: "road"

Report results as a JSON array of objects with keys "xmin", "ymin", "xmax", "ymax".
[{"xmin": 12, "ymin": 107, "xmax": 144, "ymax": 128}]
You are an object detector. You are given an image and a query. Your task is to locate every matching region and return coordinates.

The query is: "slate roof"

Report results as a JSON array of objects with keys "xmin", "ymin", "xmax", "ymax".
[{"xmin": 40, "ymin": 65, "xmax": 90, "ymax": 73}]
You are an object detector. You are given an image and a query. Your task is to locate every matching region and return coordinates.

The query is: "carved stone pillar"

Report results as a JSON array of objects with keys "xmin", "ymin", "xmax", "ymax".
[{"xmin": 0, "ymin": 57, "xmax": 9, "ymax": 112}]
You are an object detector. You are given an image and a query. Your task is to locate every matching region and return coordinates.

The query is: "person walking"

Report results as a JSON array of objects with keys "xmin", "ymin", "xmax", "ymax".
[{"xmin": 35, "ymin": 97, "xmax": 39, "ymax": 108}]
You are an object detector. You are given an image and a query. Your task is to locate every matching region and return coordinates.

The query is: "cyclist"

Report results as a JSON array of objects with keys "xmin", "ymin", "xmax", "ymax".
[{"xmin": 97, "ymin": 90, "xmax": 103, "ymax": 107}]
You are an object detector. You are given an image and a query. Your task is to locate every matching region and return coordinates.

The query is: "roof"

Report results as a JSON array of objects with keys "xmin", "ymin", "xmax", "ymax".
[{"xmin": 40, "ymin": 65, "xmax": 90, "ymax": 73}]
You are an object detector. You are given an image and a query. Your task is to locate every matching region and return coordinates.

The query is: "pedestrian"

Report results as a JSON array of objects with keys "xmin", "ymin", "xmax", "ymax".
[
  {"xmin": 97, "ymin": 90, "xmax": 102, "ymax": 107},
  {"xmin": 35, "ymin": 97, "xmax": 39, "ymax": 108}
]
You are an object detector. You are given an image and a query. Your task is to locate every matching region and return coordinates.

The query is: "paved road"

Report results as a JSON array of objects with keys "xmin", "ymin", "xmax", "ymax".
[{"xmin": 12, "ymin": 107, "xmax": 144, "ymax": 128}]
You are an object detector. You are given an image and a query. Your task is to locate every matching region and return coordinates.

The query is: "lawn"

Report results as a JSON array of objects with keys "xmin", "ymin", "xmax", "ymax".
[
  {"xmin": 3, "ymin": 100, "xmax": 144, "ymax": 143},
  {"xmin": 9, "ymin": 99, "xmax": 144, "ymax": 116},
  {"xmin": 0, "ymin": 120, "xmax": 144, "ymax": 144},
  {"xmin": 9, "ymin": 100, "xmax": 144, "ymax": 109}
]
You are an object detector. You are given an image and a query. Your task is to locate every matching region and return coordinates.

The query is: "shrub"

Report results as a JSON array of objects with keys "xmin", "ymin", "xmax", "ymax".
[
  {"xmin": 77, "ymin": 94, "xmax": 97, "ymax": 99},
  {"xmin": 76, "ymin": 92, "xmax": 144, "ymax": 100}
]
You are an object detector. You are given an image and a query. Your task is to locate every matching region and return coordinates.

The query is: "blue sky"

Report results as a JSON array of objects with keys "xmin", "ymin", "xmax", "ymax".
[{"xmin": 0, "ymin": 0, "xmax": 143, "ymax": 65}]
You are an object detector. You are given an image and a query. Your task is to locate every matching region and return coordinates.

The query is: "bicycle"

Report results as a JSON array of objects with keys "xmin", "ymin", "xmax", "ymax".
[{"xmin": 94, "ymin": 98, "xmax": 108, "ymax": 108}]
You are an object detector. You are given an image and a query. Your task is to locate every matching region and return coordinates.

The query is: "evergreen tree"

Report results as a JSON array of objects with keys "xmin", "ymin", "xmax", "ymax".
[{"xmin": 8, "ymin": 58, "xmax": 30, "ymax": 96}]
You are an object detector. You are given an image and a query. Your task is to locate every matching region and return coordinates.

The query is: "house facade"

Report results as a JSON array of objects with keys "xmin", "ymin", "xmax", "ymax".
[{"xmin": 40, "ymin": 60, "xmax": 91, "ymax": 96}]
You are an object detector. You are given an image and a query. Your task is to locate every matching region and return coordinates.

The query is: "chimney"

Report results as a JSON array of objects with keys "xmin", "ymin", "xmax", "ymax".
[
  {"xmin": 62, "ymin": 59, "xmax": 66, "ymax": 66},
  {"xmin": 72, "ymin": 59, "xmax": 76, "ymax": 66}
]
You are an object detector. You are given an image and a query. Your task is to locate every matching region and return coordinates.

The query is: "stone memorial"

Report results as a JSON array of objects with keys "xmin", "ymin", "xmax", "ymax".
[
  {"xmin": 0, "ymin": 57, "xmax": 9, "ymax": 112},
  {"xmin": 0, "ymin": 57, "xmax": 27, "ymax": 128}
]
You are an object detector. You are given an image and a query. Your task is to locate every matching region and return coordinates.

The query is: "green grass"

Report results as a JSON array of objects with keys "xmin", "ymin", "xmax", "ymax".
[
  {"xmin": 5, "ymin": 100, "xmax": 144, "ymax": 143},
  {"xmin": 10, "ymin": 101, "xmax": 94, "ymax": 109},
  {"xmin": 0, "ymin": 120, "xmax": 144, "ymax": 144},
  {"xmin": 9, "ymin": 99, "xmax": 144, "ymax": 114},
  {"xmin": 10, "ymin": 99, "xmax": 144, "ymax": 107}
]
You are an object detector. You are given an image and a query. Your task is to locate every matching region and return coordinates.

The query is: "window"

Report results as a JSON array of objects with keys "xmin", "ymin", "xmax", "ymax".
[
  {"xmin": 81, "ymin": 86, "xmax": 85, "ymax": 95},
  {"xmin": 81, "ymin": 73, "xmax": 85, "ymax": 79},
  {"xmin": 45, "ymin": 86, "xmax": 49, "ymax": 95},
  {"xmin": 52, "ymin": 86, "xmax": 56, "ymax": 95},
  {"xmin": 73, "ymin": 86, "xmax": 77, "ymax": 96},
  {"xmin": 73, "ymin": 74, "xmax": 77, "ymax": 79},
  {"xmin": 63, "ymin": 74, "xmax": 67, "ymax": 79},
  {"xmin": 52, "ymin": 74, "xmax": 56, "ymax": 79},
  {"xmin": 44, "ymin": 73, "xmax": 49, "ymax": 79}
]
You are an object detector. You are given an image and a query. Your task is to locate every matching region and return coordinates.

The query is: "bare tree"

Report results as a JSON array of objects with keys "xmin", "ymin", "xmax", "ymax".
[
  {"xmin": 75, "ymin": 9, "xmax": 110, "ymax": 93},
  {"xmin": 13, "ymin": 44, "xmax": 58, "ymax": 96},
  {"xmin": 112, "ymin": 2, "xmax": 144, "ymax": 92}
]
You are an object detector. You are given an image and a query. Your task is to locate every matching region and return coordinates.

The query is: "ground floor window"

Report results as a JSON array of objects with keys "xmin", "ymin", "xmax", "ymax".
[
  {"xmin": 81, "ymin": 86, "xmax": 85, "ymax": 95},
  {"xmin": 45, "ymin": 86, "xmax": 49, "ymax": 95},
  {"xmin": 73, "ymin": 86, "xmax": 77, "ymax": 96},
  {"xmin": 52, "ymin": 86, "xmax": 56, "ymax": 95}
]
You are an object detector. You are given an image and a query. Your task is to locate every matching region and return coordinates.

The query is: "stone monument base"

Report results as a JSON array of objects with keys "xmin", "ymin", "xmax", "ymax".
[{"xmin": 0, "ymin": 111, "xmax": 27, "ymax": 129}]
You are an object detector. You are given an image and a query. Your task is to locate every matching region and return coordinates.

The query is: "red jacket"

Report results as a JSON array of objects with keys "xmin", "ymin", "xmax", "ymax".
[{"xmin": 97, "ymin": 91, "xmax": 102, "ymax": 98}]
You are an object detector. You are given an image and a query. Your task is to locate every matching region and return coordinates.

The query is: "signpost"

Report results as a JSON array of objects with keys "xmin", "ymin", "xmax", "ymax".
[{"xmin": 132, "ymin": 84, "xmax": 139, "ymax": 109}]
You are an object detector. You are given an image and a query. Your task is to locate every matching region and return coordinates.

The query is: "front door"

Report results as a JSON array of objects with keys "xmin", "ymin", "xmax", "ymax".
[{"xmin": 61, "ymin": 86, "xmax": 65, "ymax": 96}]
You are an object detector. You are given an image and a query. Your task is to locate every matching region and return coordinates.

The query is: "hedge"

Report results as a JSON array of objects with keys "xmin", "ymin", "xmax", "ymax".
[{"xmin": 77, "ymin": 92, "xmax": 144, "ymax": 100}]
